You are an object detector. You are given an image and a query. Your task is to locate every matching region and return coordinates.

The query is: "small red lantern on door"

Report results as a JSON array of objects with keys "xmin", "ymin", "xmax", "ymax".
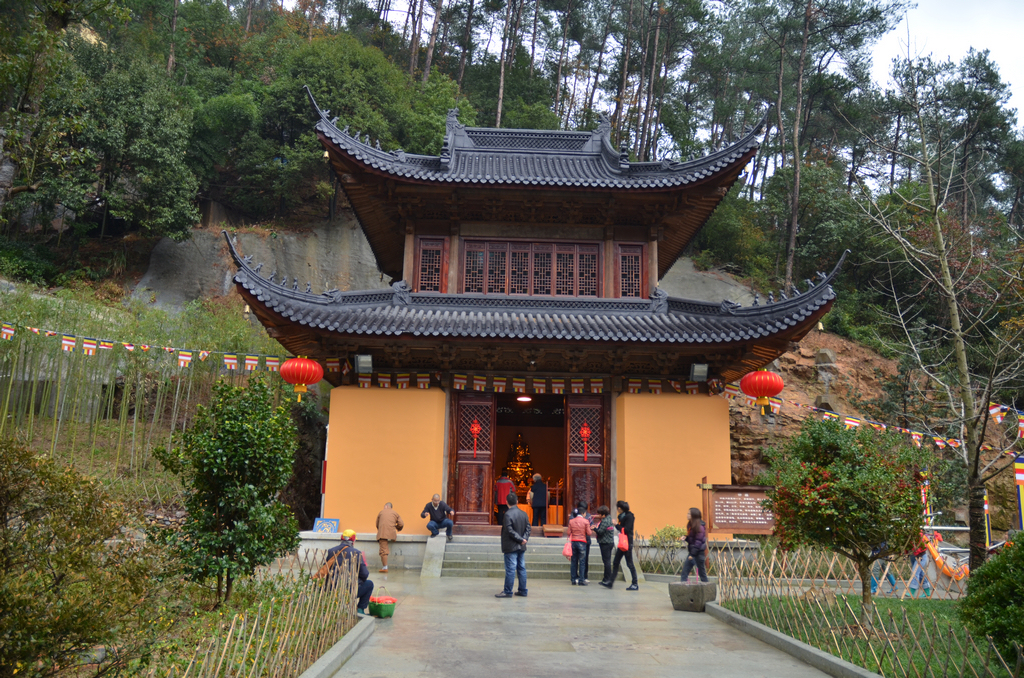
[
  {"xmin": 579, "ymin": 420, "xmax": 592, "ymax": 461},
  {"xmin": 280, "ymin": 356, "xmax": 324, "ymax": 402},
  {"xmin": 469, "ymin": 418, "xmax": 482, "ymax": 458},
  {"xmin": 740, "ymin": 369, "xmax": 784, "ymax": 416}
]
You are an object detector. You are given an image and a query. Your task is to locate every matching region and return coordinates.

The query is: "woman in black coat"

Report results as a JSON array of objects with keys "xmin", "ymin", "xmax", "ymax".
[{"xmin": 601, "ymin": 500, "xmax": 638, "ymax": 590}]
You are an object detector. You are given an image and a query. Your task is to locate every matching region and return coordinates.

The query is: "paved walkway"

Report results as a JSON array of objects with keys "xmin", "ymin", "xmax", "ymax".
[{"xmin": 340, "ymin": 571, "xmax": 829, "ymax": 677}]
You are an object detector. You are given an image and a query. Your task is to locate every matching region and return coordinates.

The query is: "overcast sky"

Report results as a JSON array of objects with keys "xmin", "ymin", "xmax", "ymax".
[{"xmin": 870, "ymin": 0, "xmax": 1021, "ymax": 121}]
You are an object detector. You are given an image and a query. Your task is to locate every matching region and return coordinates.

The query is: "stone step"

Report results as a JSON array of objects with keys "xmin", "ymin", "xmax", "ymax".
[
  {"xmin": 440, "ymin": 569, "xmax": 606, "ymax": 580},
  {"xmin": 442, "ymin": 556, "xmax": 603, "ymax": 569},
  {"xmin": 444, "ymin": 552, "xmax": 605, "ymax": 564}
]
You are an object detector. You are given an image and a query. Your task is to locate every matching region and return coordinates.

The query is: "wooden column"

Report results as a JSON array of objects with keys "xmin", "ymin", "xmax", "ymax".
[
  {"xmin": 447, "ymin": 222, "xmax": 461, "ymax": 293},
  {"xmin": 648, "ymin": 226, "xmax": 659, "ymax": 296},
  {"xmin": 603, "ymin": 225, "xmax": 615, "ymax": 298},
  {"xmin": 402, "ymin": 221, "xmax": 416, "ymax": 285}
]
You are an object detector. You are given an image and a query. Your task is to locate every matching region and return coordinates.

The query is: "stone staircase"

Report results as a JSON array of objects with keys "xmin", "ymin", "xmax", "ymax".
[{"xmin": 441, "ymin": 535, "xmax": 608, "ymax": 580}]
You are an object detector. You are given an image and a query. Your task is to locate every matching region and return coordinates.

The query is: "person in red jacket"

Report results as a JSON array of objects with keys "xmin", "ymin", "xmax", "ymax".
[
  {"xmin": 568, "ymin": 505, "xmax": 593, "ymax": 585},
  {"xmin": 494, "ymin": 472, "xmax": 516, "ymax": 525}
]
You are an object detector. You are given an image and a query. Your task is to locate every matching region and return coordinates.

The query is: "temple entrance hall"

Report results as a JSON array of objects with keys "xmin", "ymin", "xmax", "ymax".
[
  {"xmin": 494, "ymin": 393, "xmax": 567, "ymax": 526},
  {"xmin": 448, "ymin": 390, "xmax": 608, "ymax": 532}
]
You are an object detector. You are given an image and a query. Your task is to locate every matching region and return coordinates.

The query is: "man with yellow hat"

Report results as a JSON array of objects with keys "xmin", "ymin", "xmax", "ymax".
[{"xmin": 323, "ymin": 529, "xmax": 373, "ymax": 614}]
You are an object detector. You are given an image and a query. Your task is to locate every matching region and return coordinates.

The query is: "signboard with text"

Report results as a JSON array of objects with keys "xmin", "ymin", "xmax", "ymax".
[{"xmin": 702, "ymin": 484, "xmax": 774, "ymax": 535}]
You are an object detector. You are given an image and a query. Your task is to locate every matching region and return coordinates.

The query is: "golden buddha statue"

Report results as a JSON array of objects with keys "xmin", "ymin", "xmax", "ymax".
[{"xmin": 504, "ymin": 433, "xmax": 534, "ymax": 488}]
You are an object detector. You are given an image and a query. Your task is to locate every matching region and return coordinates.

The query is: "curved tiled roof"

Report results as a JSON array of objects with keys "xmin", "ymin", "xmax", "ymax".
[
  {"xmin": 226, "ymin": 232, "xmax": 842, "ymax": 347},
  {"xmin": 307, "ymin": 86, "xmax": 766, "ymax": 190}
]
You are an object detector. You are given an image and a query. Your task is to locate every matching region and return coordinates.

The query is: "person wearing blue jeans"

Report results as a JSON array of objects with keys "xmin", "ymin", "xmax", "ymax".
[
  {"xmin": 495, "ymin": 492, "xmax": 531, "ymax": 598},
  {"xmin": 421, "ymin": 494, "xmax": 456, "ymax": 541}
]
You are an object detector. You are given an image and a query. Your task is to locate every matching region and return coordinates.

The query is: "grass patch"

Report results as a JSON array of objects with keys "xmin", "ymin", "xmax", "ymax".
[{"xmin": 723, "ymin": 594, "xmax": 1013, "ymax": 677}]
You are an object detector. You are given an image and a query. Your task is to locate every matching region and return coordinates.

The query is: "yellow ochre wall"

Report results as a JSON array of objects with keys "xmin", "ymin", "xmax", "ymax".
[
  {"xmin": 323, "ymin": 386, "xmax": 447, "ymax": 535},
  {"xmin": 615, "ymin": 393, "xmax": 732, "ymax": 538}
]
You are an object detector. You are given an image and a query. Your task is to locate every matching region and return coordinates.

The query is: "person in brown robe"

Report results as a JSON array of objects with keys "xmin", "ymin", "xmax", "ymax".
[{"xmin": 375, "ymin": 502, "xmax": 404, "ymax": 572}]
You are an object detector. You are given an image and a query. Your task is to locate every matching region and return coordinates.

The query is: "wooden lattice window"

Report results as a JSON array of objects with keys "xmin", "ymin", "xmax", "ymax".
[
  {"xmin": 617, "ymin": 244, "xmax": 645, "ymax": 298},
  {"xmin": 415, "ymin": 238, "xmax": 448, "ymax": 292},
  {"xmin": 461, "ymin": 240, "xmax": 601, "ymax": 296}
]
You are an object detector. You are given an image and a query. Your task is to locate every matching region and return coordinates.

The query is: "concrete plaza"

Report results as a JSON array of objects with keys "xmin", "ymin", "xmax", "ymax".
[{"xmin": 339, "ymin": 570, "xmax": 829, "ymax": 677}]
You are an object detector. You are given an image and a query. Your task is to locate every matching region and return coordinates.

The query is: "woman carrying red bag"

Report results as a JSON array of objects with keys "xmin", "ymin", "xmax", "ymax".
[{"xmin": 601, "ymin": 500, "xmax": 638, "ymax": 590}]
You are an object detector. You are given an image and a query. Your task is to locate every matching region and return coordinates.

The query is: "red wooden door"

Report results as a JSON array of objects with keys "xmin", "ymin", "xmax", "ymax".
[
  {"xmin": 565, "ymin": 395, "xmax": 605, "ymax": 516},
  {"xmin": 452, "ymin": 393, "xmax": 495, "ymax": 525}
]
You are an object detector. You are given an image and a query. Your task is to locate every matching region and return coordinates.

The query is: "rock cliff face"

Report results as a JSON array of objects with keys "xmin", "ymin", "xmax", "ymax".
[
  {"xmin": 132, "ymin": 214, "xmax": 390, "ymax": 311},
  {"xmin": 727, "ymin": 330, "xmax": 897, "ymax": 485}
]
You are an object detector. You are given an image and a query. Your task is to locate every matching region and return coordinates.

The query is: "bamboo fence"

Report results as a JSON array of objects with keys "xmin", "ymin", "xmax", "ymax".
[
  {"xmin": 705, "ymin": 543, "xmax": 1023, "ymax": 678},
  {"xmin": 144, "ymin": 550, "xmax": 360, "ymax": 678}
]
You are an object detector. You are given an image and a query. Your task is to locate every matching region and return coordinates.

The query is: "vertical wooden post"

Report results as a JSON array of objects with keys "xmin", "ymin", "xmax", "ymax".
[
  {"xmin": 447, "ymin": 222, "xmax": 461, "ymax": 293},
  {"xmin": 648, "ymin": 226, "xmax": 659, "ymax": 296},
  {"xmin": 603, "ymin": 225, "xmax": 615, "ymax": 298},
  {"xmin": 403, "ymin": 221, "xmax": 415, "ymax": 285}
]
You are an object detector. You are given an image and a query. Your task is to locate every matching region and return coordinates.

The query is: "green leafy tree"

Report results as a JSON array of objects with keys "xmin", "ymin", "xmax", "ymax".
[
  {"xmin": 958, "ymin": 540, "xmax": 1024, "ymax": 659},
  {"xmin": 760, "ymin": 418, "xmax": 931, "ymax": 624},
  {"xmin": 0, "ymin": 440, "xmax": 168, "ymax": 678},
  {"xmin": 156, "ymin": 378, "xmax": 300, "ymax": 605}
]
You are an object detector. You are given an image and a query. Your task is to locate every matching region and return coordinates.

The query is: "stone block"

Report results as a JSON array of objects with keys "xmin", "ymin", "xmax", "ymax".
[
  {"xmin": 814, "ymin": 394, "xmax": 837, "ymax": 412},
  {"xmin": 814, "ymin": 348, "xmax": 837, "ymax": 365},
  {"xmin": 669, "ymin": 581, "xmax": 717, "ymax": 612}
]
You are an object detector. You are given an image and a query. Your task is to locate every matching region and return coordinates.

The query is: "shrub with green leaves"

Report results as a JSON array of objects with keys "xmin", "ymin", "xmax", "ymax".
[
  {"xmin": 0, "ymin": 440, "xmax": 169, "ymax": 677},
  {"xmin": 760, "ymin": 418, "xmax": 931, "ymax": 621},
  {"xmin": 958, "ymin": 540, "xmax": 1024, "ymax": 658},
  {"xmin": 155, "ymin": 377, "xmax": 300, "ymax": 604}
]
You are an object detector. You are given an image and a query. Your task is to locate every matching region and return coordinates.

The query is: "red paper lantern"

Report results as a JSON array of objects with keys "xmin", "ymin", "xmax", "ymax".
[
  {"xmin": 740, "ymin": 369, "xmax": 784, "ymax": 413},
  {"xmin": 280, "ymin": 356, "xmax": 324, "ymax": 402}
]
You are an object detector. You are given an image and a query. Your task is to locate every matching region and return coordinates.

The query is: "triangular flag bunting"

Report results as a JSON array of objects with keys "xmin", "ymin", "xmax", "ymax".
[
  {"xmin": 911, "ymin": 432, "xmax": 922, "ymax": 447},
  {"xmin": 199, "ymin": 350, "xmax": 210, "ymax": 361},
  {"xmin": 668, "ymin": 380, "xmax": 681, "ymax": 393},
  {"xmin": 768, "ymin": 396, "xmax": 783, "ymax": 414},
  {"xmin": 99, "ymin": 340, "xmax": 114, "ymax": 350},
  {"xmin": 178, "ymin": 350, "xmax": 193, "ymax": 368},
  {"xmin": 0, "ymin": 323, "xmax": 14, "ymax": 340},
  {"xmin": 122, "ymin": 342, "xmax": 135, "ymax": 351},
  {"xmin": 342, "ymin": 359, "xmax": 352, "ymax": 375},
  {"xmin": 989, "ymin": 402, "xmax": 1005, "ymax": 425}
]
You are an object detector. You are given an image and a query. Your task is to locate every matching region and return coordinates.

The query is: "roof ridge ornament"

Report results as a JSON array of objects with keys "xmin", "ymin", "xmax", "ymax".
[
  {"xmin": 392, "ymin": 280, "xmax": 412, "ymax": 306},
  {"xmin": 649, "ymin": 287, "xmax": 668, "ymax": 313}
]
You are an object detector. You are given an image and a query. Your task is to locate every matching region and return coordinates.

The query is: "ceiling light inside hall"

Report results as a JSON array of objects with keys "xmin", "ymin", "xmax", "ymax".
[{"xmin": 516, "ymin": 395, "xmax": 532, "ymax": 402}]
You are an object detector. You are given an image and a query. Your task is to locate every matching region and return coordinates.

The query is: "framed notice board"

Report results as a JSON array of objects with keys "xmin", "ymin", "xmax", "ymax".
[{"xmin": 699, "ymin": 480, "xmax": 774, "ymax": 535}]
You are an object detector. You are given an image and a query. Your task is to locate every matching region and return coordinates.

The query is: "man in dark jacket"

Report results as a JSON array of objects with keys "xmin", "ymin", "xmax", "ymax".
[
  {"xmin": 496, "ymin": 492, "xmax": 531, "ymax": 598},
  {"xmin": 421, "ymin": 494, "xmax": 455, "ymax": 541},
  {"xmin": 322, "ymin": 529, "xmax": 374, "ymax": 614}
]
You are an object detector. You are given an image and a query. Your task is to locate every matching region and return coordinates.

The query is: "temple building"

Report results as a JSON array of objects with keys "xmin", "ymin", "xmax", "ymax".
[{"xmin": 226, "ymin": 90, "xmax": 840, "ymax": 537}]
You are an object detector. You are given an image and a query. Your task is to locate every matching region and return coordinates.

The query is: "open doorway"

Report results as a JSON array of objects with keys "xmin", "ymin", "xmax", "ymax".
[{"xmin": 494, "ymin": 393, "xmax": 566, "ymax": 526}]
